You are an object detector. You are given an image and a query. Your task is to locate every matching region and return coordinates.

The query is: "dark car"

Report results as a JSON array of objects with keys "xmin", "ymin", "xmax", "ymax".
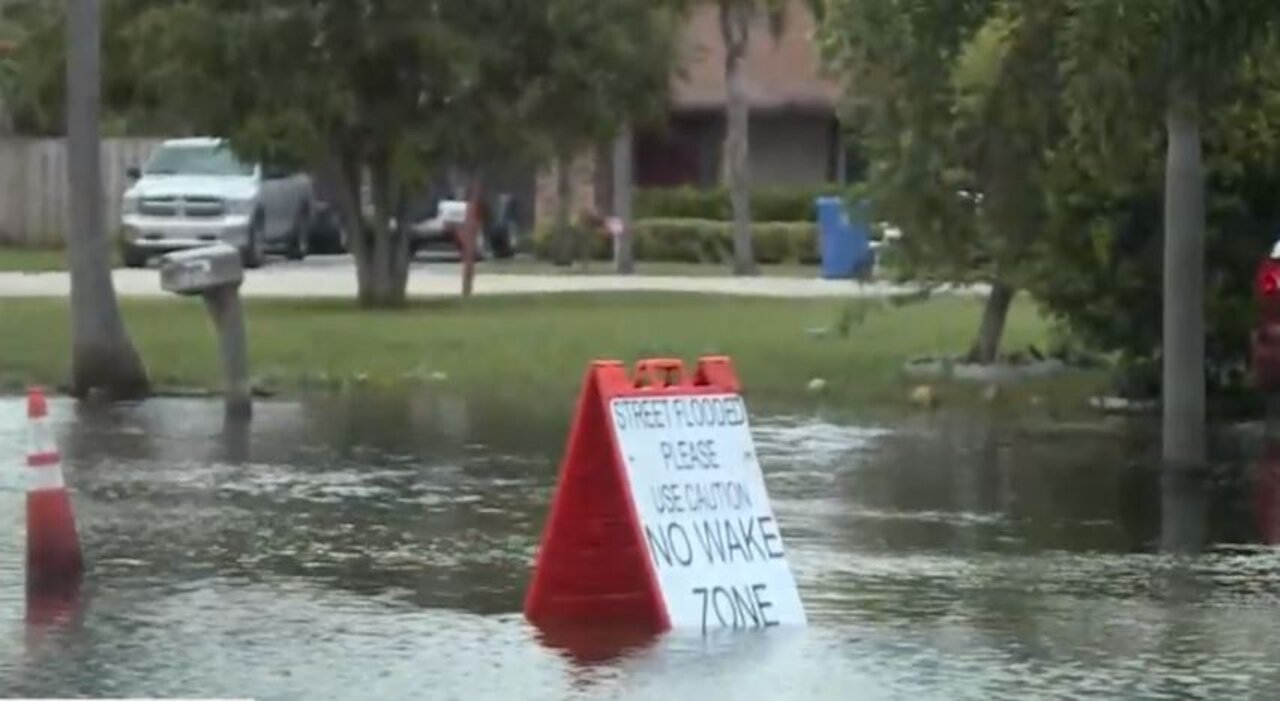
[
  {"xmin": 307, "ymin": 199, "xmax": 348, "ymax": 254},
  {"xmin": 303, "ymin": 172, "xmax": 350, "ymax": 254}
]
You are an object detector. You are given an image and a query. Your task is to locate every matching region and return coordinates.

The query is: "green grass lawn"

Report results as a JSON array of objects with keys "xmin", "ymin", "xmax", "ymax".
[
  {"xmin": 0, "ymin": 292, "xmax": 1103, "ymax": 414},
  {"xmin": 0, "ymin": 248, "xmax": 72, "ymax": 273}
]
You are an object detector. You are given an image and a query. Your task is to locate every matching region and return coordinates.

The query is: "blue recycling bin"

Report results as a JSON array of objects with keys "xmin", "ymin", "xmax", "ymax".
[{"xmin": 815, "ymin": 196, "xmax": 872, "ymax": 280}]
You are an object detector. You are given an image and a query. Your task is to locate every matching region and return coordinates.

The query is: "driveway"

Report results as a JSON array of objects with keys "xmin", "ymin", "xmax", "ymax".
[{"xmin": 0, "ymin": 256, "xmax": 986, "ymax": 300}]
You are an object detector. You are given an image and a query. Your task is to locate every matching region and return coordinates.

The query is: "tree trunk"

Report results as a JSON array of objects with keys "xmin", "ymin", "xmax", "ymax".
[
  {"xmin": 459, "ymin": 175, "xmax": 483, "ymax": 298},
  {"xmin": 968, "ymin": 281, "xmax": 1015, "ymax": 364},
  {"xmin": 0, "ymin": 37, "xmax": 12, "ymax": 134},
  {"xmin": 0, "ymin": 86, "xmax": 11, "ymax": 135},
  {"xmin": 325, "ymin": 143, "xmax": 368, "ymax": 289},
  {"xmin": 720, "ymin": 2, "xmax": 757, "ymax": 276},
  {"xmin": 551, "ymin": 148, "xmax": 574, "ymax": 267},
  {"xmin": 1162, "ymin": 105, "xmax": 1206, "ymax": 470},
  {"xmin": 65, "ymin": 0, "xmax": 149, "ymax": 400},
  {"xmin": 1159, "ymin": 467, "xmax": 1208, "ymax": 554},
  {"xmin": 355, "ymin": 152, "xmax": 409, "ymax": 308},
  {"xmin": 612, "ymin": 128, "xmax": 635, "ymax": 275}
]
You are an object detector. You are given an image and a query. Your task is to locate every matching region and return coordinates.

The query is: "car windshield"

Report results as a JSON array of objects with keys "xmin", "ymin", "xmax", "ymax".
[{"xmin": 144, "ymin": 144, "xmax": 254, "ymax": 177}]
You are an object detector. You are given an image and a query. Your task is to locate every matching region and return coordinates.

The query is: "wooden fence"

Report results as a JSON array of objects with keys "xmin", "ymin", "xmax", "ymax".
[{"xmin": 0, "ymin": 137, "xmax": 164, "ymax": 246}]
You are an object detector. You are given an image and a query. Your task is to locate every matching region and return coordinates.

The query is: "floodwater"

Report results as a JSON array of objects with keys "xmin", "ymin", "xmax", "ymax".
[{"xmin": 1, "ymin": 393, "xmax": 1280, "ymax": 700}]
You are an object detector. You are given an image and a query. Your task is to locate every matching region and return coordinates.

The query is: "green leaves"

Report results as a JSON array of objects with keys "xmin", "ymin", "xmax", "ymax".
[
  {"xmin": 951, "ymin": 11, "xmax": 1018, "ymax": 120},
  {"xmin": 0, "ymin": 13, "xmax": 18, "ymax": 129},
  {"xmin": 820, "ymin": 0, "xmax": 1280, "ymax": 390},
  {"xmin": 0, "ymin": 0, "xmax": 63, "ymax": 134},
  {"xmin": 819, "ymin": 0, "xmax": 1057, "ymax": 288},
  {"xmin": 1042, "ymin": 0, "xmax": 1280, "ymax": 394},
  {"xmin": 1059, "ymin": 0, "xmax": 1280, "ymax": 175},
  {"xmin": 104, "ymin": 0, "xmax": 680, "ymax": 187},
  {"xmin": 522, "ymin": 0, "xmax": 681, "ymax": 157}
]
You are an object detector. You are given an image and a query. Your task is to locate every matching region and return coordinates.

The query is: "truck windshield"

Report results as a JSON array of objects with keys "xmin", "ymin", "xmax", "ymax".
[{"xmin": 144, "ymin": 144, "xmax": 254, "ymax": 177}]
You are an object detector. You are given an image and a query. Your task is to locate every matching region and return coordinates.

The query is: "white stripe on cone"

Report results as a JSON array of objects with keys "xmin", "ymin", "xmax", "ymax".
[
  {"xmin": 26, "ymin": 397, "xmax": 66, "ymax": 493},
  {"xmin": 28, "ymin": 465, "xmax": 66, "ymax": 492}
]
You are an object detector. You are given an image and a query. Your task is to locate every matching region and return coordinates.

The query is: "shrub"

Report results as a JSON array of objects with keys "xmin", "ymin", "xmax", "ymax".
[
  {"xmin": 1030, "ymin": 142, "xmax": 1280, "ymax": 410},
  {"xmin": 533, "ymin": 218, "xmax": 817, "ymax": 265},
  {"xmin": 635, "ymin": 184, "xmax": 868, "ymax": 223},
  {"xmin": 634, "ymin": 188, "xmax": 729, "ymax": 220},
  {"xmin": 530, "ymin": 224, "xmax": 611, "ymax": 261}
]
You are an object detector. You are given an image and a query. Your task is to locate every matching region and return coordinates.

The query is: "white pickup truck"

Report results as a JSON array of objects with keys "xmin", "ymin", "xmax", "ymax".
[{"xmin": 120, "ymin": 137, "xmax": 314, "ymax": 268}]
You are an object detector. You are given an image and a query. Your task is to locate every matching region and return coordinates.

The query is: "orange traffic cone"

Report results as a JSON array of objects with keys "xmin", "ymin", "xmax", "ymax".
[{"xmin": 24, "ymin": 387, "xmax": 83, "ymax": 590}]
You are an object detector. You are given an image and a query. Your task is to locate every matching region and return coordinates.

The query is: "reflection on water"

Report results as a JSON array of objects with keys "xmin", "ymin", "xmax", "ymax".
[{"xmin": 1, "ymin": 395, "xmax": 1280, "ymax": 699}]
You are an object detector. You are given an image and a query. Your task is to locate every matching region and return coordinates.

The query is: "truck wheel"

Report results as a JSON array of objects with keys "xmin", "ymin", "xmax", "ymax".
[
  {"xmin": 242, "ymin": 217, "xmax": 265, "ymax": 269},
  {"xmin": 490, "ymin": 222, "xmax": 516, "ymax": 259},
  {"xmin": 286, "ymin": 205, "xmax": 311, "ymax": 261},
  {"xmin": 121, "ymin": 245, "xmax": 148, "ymax": 269}
]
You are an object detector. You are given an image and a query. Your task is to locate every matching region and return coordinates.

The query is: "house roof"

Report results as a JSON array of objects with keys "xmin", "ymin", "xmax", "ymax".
[{"xmin": 671, "ymin": 0, "xmax": 839, "ymax": 113}]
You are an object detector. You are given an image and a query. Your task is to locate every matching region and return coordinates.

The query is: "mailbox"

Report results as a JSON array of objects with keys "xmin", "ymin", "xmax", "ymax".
[
  {"xmin": 160, "ymin": 244, "xmax": 244, "ymax": 296},
  {"xmin": 158, "ymin": 243, "xmax": 252, "ymax": 419}
]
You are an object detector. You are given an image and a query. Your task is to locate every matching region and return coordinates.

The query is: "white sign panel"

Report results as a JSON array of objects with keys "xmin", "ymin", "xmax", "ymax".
[{"xmin": 610, "ymin": 393, "xmax": 807, "ymax": 633}]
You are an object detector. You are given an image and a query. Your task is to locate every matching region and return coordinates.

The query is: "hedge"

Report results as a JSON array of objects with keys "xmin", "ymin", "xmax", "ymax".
[
  {"xmin": 634, "ymin": 184, "xmax": 867, "ymax": 222},
  {"xmin": 533, "ymin": 218, "xmax": 819, "ymax": 265}
]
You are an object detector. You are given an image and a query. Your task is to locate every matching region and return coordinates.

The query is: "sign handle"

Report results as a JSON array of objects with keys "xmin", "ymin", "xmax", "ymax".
[{"xmin": 633, "ymin": 359, "xmax": 686, "ymax": 389}]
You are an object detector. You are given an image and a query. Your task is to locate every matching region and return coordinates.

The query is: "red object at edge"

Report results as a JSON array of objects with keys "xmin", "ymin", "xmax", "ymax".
[
  {"xmin": 1253, "ymin": 258, "xmax": 1280, "ymax": 391},
  {"xmin": 27, "ymin": 386, "xmax": 48, "ymax": 419},
  {"xmin": 522, "ymin": 356, "xmax": 742, "ymax": 632}
]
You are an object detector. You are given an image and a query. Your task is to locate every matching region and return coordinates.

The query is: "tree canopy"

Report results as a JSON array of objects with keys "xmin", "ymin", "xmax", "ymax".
[
  {"xmin": 109, "ymin": 0, "xmax": 682, "ymax": 305},
  {"xmin": 0, "ymin": 0, "xmax": 171, "ymax": 135},
  {"xmin": 2, "ymin": 0, "xmax": 684, "ymax": 305},
  {"xmin": 818, "ymin": 0, "xmax": 1065, "ymax": 361},
  {"xmin": 1035, "ymin": 8, "xmax": 1280, "ymax": 404},
  {"xmin": 818, "ymin": 0, "xmax": 1280, "ymax": 380}
]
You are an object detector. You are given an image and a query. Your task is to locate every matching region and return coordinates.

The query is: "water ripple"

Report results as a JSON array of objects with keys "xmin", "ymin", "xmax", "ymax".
[{"xmin": 1, "ymin": 397, "xmax": 1279, "ymax": 699}]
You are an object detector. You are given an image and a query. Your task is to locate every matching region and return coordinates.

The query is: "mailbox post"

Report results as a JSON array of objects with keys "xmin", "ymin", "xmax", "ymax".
[{"xmin": 159, "ymin": 244, "xmax": 252, "ymax": 419}]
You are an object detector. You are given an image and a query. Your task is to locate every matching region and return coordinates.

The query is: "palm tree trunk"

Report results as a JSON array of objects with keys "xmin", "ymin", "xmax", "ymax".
[
  {"xmin": 612, "ymin": 127, "xmax": 635, "ymax": 275},
  {"xmin": 459, "ymin": 175, "xmax": 483, "ymax": 298},
  {"xmin": 65, "ymin": 0, "xmax": 148, "ymax": 400},
  {"xmin": 0, "ymin": 86, "xmax": 12, "ymax": 135},
  {"xmin": 551, "ymin": 148, "xmax": 574, "ymax": 267},
  {"xmin": 1162, "ymin": 103, "xmax": 1206, "ymax": 470},
  {"xmin": 720, "ymin": 2, "xmax": 757, "ymax": 276}
]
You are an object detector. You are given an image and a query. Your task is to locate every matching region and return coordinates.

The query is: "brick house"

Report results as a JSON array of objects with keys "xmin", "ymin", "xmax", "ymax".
[{"xmin": 534, "ymin": 0, "xmax": 858, "ymax": 227}]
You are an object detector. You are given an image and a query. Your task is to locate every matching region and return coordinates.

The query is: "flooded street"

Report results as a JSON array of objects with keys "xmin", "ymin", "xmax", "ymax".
[{"xmin": 2, "ymin": 394, "xmax": 1280, "ymax": 699}]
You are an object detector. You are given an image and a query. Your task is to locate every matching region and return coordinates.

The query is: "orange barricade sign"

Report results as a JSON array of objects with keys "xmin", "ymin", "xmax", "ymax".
[{"xmin": 524, "ymin": 356, "xmax": 807, "ymax": 634}]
